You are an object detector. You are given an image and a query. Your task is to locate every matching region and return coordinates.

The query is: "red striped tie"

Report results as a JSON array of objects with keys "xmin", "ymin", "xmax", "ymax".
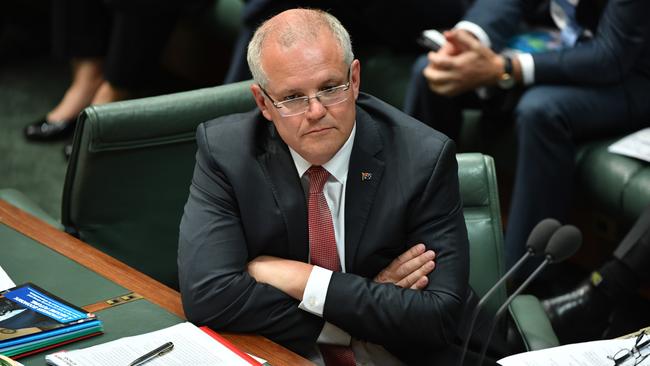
[{"xmin": 306, "ymin": 166, "xmax": 356, "ymax": 366}]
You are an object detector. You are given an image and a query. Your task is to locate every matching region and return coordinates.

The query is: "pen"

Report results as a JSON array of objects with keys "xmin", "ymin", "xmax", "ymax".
[{"xmin": 127, "ymin": 341, "xmax": 174, "ymax": 366}]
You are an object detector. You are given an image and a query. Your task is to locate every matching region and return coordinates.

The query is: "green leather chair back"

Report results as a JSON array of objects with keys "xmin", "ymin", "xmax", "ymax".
[
  {"xmin": 457, "ymin": 153, "xmax": 507, "ymax": 316},
  {"xmin": 62, "ymin": 81, "xmax": 256, "ymax": 289},
  {"xmin": 457, "ymin": 154, "xmax": 559, "ymax": 350}
]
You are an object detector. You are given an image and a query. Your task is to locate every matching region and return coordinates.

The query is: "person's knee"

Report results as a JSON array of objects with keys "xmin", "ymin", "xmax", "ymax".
[{"xmin": 514, "ymin": 88, "xmax": 568, "ymax": 137}]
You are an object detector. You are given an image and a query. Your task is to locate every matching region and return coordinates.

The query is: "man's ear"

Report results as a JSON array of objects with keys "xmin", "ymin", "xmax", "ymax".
[
  {"xmin": 251, "ymin": 84, "xmax": 273, "ymax": 121},
  {"xmin": 350, "ymin": 59, "xmax": 361, "ymax": 100}
]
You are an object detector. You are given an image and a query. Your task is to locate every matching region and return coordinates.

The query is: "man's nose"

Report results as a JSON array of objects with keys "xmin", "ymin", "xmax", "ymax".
[{"xmin": 305, "ymin": 97, "xmax": 327, "ymax": 120}]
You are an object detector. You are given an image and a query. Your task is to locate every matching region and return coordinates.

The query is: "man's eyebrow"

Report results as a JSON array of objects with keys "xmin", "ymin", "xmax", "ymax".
[{"xmin": 275, "ymin": 75, "xmax": 345, "ymax": 95}]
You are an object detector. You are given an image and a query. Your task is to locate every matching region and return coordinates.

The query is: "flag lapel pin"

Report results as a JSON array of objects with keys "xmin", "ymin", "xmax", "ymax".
[{"xmin": 361, "ymin": 172, "xmax": 372, "ymax": 181}]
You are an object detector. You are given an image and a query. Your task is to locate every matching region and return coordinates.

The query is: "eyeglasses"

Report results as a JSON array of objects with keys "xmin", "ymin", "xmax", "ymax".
[
  {"xmin": 259, "ymin": 67, "xmax": 351, "ymax": 117},
  {"xmin": 608, "ymin": 330, "xmax": 650, "ymax": 365}
]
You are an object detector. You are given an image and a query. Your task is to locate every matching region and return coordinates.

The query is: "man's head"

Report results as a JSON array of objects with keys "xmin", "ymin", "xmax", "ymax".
[{"xmin": 247, "ymin": 8, "xmax": 361, "ymax": 166}]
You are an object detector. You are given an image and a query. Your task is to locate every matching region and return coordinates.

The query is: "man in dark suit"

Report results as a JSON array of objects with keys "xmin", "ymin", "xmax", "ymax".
[
  {"xmin": 404, "ymin": 0, "xmax": 650, "ymax": 280},
  {"xmin": 179, "ymin": 8, "xmax": 477, "ymax": 365}
]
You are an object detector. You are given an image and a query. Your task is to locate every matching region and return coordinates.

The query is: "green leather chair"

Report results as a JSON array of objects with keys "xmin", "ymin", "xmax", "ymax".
[
  {"xmin": 457, "ymin": 153, "xmax": 559, "ymax": 352},
  {"xmin": 61, "ymin": 81, "xmax": 256, "ymax": 289},
  {"xmin": 50, "ymin": 80, "xmax": 557, "ymax": 351}
]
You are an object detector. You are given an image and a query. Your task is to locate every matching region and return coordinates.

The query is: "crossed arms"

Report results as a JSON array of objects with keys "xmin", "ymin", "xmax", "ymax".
[{"xmin": 178, "ymin": 123, "xmax": 469, "ymax": 354}]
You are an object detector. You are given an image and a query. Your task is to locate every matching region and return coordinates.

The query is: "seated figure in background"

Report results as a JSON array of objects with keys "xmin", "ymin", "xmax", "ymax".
[
  {"xmin": 403, "ymin": 0, "xmax": 650, "ymax": 282},
  {"xmin": 24, "ymin": 0, "xmax": 204, "ymax": 141}
]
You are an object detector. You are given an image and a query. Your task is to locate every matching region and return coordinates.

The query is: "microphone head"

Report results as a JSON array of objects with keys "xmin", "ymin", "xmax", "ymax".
[
  {"xmin": 526, "ymin": 218, "xmax": 561, "ymax": 256},
  {"xmin": 545, "ymin": 225, "xmax": 582, "ymax": 263}
]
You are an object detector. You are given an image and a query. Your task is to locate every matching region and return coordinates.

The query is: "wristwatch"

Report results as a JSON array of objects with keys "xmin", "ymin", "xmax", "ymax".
[{"xmin": 497, "ymin": 55, "xmax": 516, "ymax": 89}]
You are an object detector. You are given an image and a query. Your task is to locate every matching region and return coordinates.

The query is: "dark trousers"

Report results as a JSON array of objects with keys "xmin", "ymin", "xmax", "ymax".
[
  {"xmin": 404, "ymin": 54, "xmax": 650, "ymax": 276},
  {"xmin": 51, "ymin": 0, "xmax": 186, "ymax": 89}
]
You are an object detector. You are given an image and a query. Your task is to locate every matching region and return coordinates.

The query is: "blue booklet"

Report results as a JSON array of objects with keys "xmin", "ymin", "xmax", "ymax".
[{"xmin": 0, "ymin": 283, "xmax": 103, "ymax": 359}]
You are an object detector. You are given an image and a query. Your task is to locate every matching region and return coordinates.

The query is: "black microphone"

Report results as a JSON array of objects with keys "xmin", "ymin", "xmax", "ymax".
[
  {"xmin": 456, "ymin": 218, "xmax": 560, "ymax": 366},
  {"xmin": 474, "ymin": 225, "xmax": 583, "ymax": 366}
]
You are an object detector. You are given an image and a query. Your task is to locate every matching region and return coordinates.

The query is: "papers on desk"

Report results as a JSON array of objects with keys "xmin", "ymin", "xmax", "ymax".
[
  {"xmin": 45, "ymin": 322, "xmax": 263, "ymax": 366},
  {"xmin": 498, "ymin": 336, "xmax": 650, "ymax": 366},
  {"xmin": 608, "ymin": 127, "xmax": 650, "ymax": 163}
]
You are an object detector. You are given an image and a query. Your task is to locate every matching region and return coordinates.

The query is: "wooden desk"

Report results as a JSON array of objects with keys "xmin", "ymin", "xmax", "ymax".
[{"xmin": 0, "ymin": 200, "xmax": 313, "ymax": 366}]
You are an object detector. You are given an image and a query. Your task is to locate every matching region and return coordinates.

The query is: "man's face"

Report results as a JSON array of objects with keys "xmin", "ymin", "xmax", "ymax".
[{"xmin": 251, "ymin": 32, "xmax": 360, "ymax": 166}]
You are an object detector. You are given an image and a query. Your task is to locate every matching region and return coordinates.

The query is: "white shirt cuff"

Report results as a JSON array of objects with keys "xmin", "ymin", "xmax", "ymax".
[
  {"xmin": 455, "ymin": 21, "xmax": 491, "ymax": 48},
  {"xmin": 517, "ymin": 53, "xmax": 535, "ymax": 85},
  {"xmin": 317, "ymin": 322, "xmax": 351, "ymax": 346},
  {"xmin": 298, "ymin": 266, "xmax": 332, "ymax": 317}
]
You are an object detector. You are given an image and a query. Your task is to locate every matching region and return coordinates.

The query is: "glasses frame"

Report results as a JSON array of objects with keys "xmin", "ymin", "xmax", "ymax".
[
  {"xmin": 608, "ymin": 330, "xmax": 650, "ymax": 366},
  {"xmin": 259, "ymin": 66, "xmax": 352, "ymax": 117}
]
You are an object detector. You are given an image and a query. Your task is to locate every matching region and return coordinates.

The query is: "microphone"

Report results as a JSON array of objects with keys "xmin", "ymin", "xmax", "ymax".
[
  {"xmin": 456, "ymin": 218, "xmax": 560, "ymax": 366},
  {"xmin": 474, "ymin": 225, "xmax": 583, "ymax": 366}
]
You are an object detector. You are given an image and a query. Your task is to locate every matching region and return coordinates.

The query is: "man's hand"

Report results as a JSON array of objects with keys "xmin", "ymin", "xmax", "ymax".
[
  {"xmin": 423, "ymin": 29, "xmax": 504, "ymax": 96},
  {"xmin": 374, "ymin": 243, "xmax": 436, "ymax": 290},
  {"xmin": 247, "ymin": 256, "xmax": 313, "ymax": 301}
]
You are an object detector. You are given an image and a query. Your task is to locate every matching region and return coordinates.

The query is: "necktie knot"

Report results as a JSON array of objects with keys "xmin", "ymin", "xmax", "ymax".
[{"xmin": 307, "ymin": 166, "xmax": 330, "ymax": 194}]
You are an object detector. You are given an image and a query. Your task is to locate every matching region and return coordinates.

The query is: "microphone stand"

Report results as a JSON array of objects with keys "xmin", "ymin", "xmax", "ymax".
[
  {"xmin": 456, "ymin": 250, "xmax": 533, "ymax": 366},
  {"xmin": 474, "ymin": 257, "xmax": 551, "ymax": 366}
]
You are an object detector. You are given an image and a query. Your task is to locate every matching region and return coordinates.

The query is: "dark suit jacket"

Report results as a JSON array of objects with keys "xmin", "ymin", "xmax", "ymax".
[
  {"xmin": 464, "ymin": 0, "xmax": 650, "ymax": 85},
  {"xmin": 178, "ymin": 93, "xmax": 470, "ymax": 362}
]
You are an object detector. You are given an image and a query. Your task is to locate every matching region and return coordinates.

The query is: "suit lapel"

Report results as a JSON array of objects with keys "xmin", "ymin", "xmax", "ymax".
[
  {"xmin": 256, "ymin": 124, "xmax": 309, "ymax": 262},
  {"xmin": 345, "ymin": 107, "xmax": 385, "ymax": 271}
]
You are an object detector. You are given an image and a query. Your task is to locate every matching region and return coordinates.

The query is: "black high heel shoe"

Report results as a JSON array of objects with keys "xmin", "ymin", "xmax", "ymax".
[{"xmin": 24, "ymin": 117, "xmax": 76, "ymax": 141}]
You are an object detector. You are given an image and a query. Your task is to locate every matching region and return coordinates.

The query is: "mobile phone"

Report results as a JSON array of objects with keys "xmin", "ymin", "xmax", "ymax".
[{"xmin": 417, "ymin": 29, "xmax": 447, "ymax": 52}]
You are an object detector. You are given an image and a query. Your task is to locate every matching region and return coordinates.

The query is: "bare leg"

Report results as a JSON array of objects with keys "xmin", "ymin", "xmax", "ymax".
[
  {"xmin": 47, "ymin": 58, "xmax": 104, "ymax": 123},
  {"xmin": 91, "ymin": 81, "xmax": 131, "ymax": 105}
]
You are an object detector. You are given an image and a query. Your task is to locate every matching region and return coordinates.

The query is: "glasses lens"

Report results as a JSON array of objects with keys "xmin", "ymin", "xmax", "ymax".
[
  {"xmin": 318, "ymin": 85, "xmax": 350, "ymax": 106},
  {"xmin": 275, "ymin": 84, "xmax": 350, "ymax": 117},
  {"xmin": 275, "ymin": 98, "xmax": 307, "ymax": 117}
]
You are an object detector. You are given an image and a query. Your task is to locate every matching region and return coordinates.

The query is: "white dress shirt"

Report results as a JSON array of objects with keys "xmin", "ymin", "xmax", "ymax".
[{"xmin": 288, "ymin": 123, "xmax": 403, "ymax": 366}]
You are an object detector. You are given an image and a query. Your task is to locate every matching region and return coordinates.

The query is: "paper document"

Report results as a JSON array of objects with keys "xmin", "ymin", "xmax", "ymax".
[
  {"xmin": 45, "ymin": 322, "xmax": 262, "ymax": 366},
  {"xmin": 608, "ymin": 127, "xmax": 650, "ymax": 163},
  {"xmin": 0, "ymin": 265, "xmax": 15, "ymax": 291},
  {"xmin": 498, "ymin": 336, "xmax": 650, "ymax": 366}
]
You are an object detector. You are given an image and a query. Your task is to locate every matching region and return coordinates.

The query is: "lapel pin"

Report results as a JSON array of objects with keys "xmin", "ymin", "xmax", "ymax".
[{"xmin": 361, "ymin": 172, "xmax": 372, "ymax": 181}]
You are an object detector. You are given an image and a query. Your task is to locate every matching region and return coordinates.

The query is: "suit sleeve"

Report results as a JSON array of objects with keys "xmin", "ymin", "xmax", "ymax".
[
  {"xmin": 463, "ymin": 0, "xmax": 525, "ymax": 50},
  {"xmin": 178, "ymin": 124, "xmax": 322, "ymax": 355},
  {"xmin": 323, "ymin": 138, "xmax": 469, "ymax": 350},
  {"xmin": 532, "ymin": 0, "xmax": 650, "ymax": 85}
]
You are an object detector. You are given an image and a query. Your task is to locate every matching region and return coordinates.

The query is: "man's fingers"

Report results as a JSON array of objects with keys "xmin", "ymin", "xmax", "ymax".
[
  {"xmin": 427, "ymin": 52, "xmax": 455, "ymax": 71},
  {"xmin": 452, "ymin": 29, "xmax": 482, "ymax": 51},
  {"xmin": 410, "ymin": 276, "xmax": 429, "ymax": 290},
  {"xmin": 393, "ymin": 243, "xmax": 426, "ymax": 267},
  {"xmin": 375, "ymin": 244, "xmax": 435, "ymax": 284},
  {"xmin": 393, "ymin": 250, "xmax": 435, "ymax": 279},
  {"xmin": 395, "ymin": 260, "xmax": 435, "ymax": 289}
]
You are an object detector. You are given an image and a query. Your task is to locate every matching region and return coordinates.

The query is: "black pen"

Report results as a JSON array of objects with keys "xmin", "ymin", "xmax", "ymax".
[{"xmin": 127, "ymin": 341, "xmax": 174, "ymax": 366}]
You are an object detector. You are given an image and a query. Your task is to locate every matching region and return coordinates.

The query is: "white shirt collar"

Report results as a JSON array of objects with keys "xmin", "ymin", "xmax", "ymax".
[{"xmin": 289, "ymin": 122, "xmax": 356, "ymax": 183}]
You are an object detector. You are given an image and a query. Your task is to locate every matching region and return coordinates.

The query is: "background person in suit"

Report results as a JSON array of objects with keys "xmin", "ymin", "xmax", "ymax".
[
  {"xmin": 179, "ymin": 8, "xmax": 490, "ymax": 365},
  {"xmin": 403, "ymin": 0, "xmax": 650, "ymax": 280}
]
